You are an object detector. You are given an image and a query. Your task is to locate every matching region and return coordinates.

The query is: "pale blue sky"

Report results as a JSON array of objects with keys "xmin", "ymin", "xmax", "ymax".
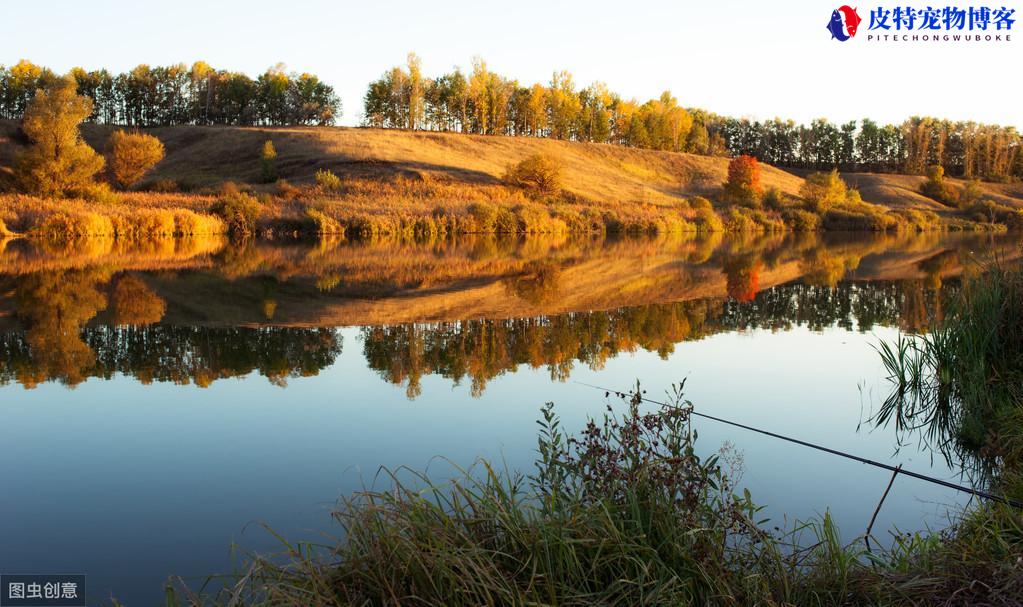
[{"xmin": 4, "ymin": 0, "xmax": 1020, "ymax": 128}]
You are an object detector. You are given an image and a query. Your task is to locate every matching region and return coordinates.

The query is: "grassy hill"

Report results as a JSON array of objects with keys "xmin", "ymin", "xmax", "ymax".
[
  {"xmin": 1, "ymin": 119, "xmax": 1021, "ymax": 236},
  {"xmin": 2, "ymin": 119, "xmax": 805, "ymax": 204}
]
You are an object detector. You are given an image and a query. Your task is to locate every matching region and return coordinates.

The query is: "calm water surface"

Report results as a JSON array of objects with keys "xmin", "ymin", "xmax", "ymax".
[{"xmin": 0, "ymin": 231, "xmax": 1016, "ymax": 605}]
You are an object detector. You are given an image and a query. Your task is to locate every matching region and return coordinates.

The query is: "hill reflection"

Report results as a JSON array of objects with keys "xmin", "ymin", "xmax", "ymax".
[{"xmin": 0, "ymin": 231, "xmax": 1011, "ymax": 392}]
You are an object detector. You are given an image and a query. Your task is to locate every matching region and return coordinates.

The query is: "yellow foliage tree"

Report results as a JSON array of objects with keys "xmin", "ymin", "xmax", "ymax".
[
  {"xmin": 15, "ymin": 75, "xmax": 105, "ymax": 197},
  {"xmin": 800, "ymin": 169, "xmax": 848, "ymax": 213},
  {"xmin": 260, "ymin": 139, "xmax": 278, "ymax": 182},
  {"xmin": 108, "ymin": 130, "xmax": 165, "ymax": 188},
  {"xmin": 504, "ymin": 154, "xmax": 563, "ymax": 196}
]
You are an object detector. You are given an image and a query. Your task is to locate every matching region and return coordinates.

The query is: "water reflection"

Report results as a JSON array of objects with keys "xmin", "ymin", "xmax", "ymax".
[
  {"xmin": 0, "ymin": 231, "xmax": 1014, "ymax": 393},
  {"xmin": 362, "ymin": 281, "xmax": 949, "ymax": 398}
]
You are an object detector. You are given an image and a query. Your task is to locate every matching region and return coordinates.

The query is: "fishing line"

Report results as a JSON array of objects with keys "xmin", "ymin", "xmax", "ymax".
[{"xmin": 574, "ymin": 381, "xmax": 1023, "ymax": 509}]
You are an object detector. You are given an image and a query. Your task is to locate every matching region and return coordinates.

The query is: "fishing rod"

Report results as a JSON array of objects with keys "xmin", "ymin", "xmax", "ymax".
[{"xmin": 574, "ymin": 381, "xmax": 1023, "ymax": 510}]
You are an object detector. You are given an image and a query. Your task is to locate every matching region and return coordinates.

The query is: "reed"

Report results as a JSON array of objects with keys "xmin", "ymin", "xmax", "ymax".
[
  {"xmin": 876, "ymin": 262, "xmax": 1023, "ymax": 486},
  {"xmin": 166, "ymin": 379, "xmax": 1023, "ymax": 606}
]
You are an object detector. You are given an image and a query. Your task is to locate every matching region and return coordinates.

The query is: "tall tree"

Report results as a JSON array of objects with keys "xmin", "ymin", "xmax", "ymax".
[{"xmin": 15, "ymin": 75, "xmax": 105, "ymax": 197}]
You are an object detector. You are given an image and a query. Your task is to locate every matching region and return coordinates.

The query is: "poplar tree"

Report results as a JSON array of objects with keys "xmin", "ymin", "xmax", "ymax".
[{"xmin": 15, "ymin": 75, "xmax": 104, "ymax": 197}]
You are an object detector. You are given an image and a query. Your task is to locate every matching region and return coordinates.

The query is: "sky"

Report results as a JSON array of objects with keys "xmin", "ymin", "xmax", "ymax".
[{"xmin": 3, "ymin": 0, "xmax": 1020, "ymax": 129}]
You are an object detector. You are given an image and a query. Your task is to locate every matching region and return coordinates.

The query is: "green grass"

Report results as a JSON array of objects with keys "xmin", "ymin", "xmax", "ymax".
[
  {"xmin": 875, "ymin": 262, "xmax": 1023, "ymax": 489},
  {"xmin": 164, "ymin": 375, "xmax": 1023, "ymax": 605}
]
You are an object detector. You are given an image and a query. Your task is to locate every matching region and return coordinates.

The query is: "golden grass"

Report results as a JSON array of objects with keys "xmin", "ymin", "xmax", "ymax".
[
  {"xmin": 3, "ymin": 120, "xmax": 1022, "ymax": 237},
  {"xmin": 0, "ymin": 193, "xmax": 226, "ymax": 240},
  {"xmin": 1, "ymin": 118, "xmax": 804, "ymax": 203}
]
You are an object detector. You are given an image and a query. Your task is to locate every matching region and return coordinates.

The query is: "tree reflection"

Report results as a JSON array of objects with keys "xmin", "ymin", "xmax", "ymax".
[
  {"xmin": 504, "ymin": 261, "xmax": 563, "ymax": 306},
  {"xmin": 362, "ymin": 280, "xmax": 953, "ymax": 398},
  {"xmin": 110, "ymin": 275, "xmax": 166, "ymax": 326},
  {"xmin": 0, "ymin": 231, "xmax": 1011, "ymax": 393},
  {"xmin": 14, "ymin": 269, "xmax": 111, "ymax": 387},
  {"xmin": 0, "ymin": 268, "xmax": 343, "ymax": 389},
  {"xmin": 722, "ymin": 254, "xmax": 761, "ymax": 303}
]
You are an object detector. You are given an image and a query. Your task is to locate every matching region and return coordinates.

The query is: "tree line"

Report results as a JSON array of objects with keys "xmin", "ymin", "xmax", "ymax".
[
  {"xmin": 364, "ymin": 54, "xmax": 1023, "ymax": 181},
  {"xmin": 3, "ymin": 56, "xmax": 1019, "ymax": 181},
  {"xmin": 0, "ymin": 59, "xmax": 341, "ymax": 127}
]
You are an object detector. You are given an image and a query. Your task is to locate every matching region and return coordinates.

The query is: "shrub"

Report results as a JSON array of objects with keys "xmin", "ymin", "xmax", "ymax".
[
  {"xmin": 892, "ymin": 208, "xmax": 940, "ymax": 231},
  {"xmin": 260, "ymin": 140, "xmax": 278, "ymax": 183},
  {"xmin": 694, "ymin": 206, "xmax": 723, "ymax": 232},
  {"xmin": 515, "ymin": 205, "xmax": 568, "ymax": 234},
  {"xmin": 107, "ymin": 130, "xmax": 165, "ymax": 189},
  {"xmin": 306, "ymin": 207, "xmax": 343, "ymax": 234},
  {"xmin": 920, "ymin": 164, "xmax": 959, "ymax": 206},
  {"xmin": 14, "ymin": 75, "xmax": 105, "ymax": 197},
  {"xmin": 315, "ymin": 168, "xmax": 342, "ymax": 193},
  {"xmin": 722, "ymin": 206, "xmax": 784, "ymax": 233},
  {"xmin": 800, "ymin": 169, "xmax": 847, "ymax": 213},
  {"xmin": 213, "ymin": 187, "xmax": 263, "ymax": 236},
  {"xmin": 173, "ymin": 210, "xmax": 226, "ymax": 235},
  {"xmin": 689, "ymin": 196, "xmax": 713, "ymax": 211},
  {"xmin": 503, "ymin": 154, "xmax": 563, "ymax": 196},
  {"xmin": 959, "ymin": 179, "xmax": 983, "ymax": 209},
  {"xmin": 408, "ymin": 217, "xmax": 436, "ymax": 239},
  {"xmin": 723, "ymin": 207, "xmax": 758, "ymax": 232},
  {"xmin": 722, "ymin": 155, "xmax": 763, "ymax": 207},
  {"xmin": 275, "ymin": 179, "xmax": 302, "ymax": 200},
  {"xmin": 467, "ymin": 202, "xmax": 498, "ymax": 231},
  {"xmin": 495, "ymin": 207, "xmax": 519, "ymax": 232},
  {"xmin": 77, "ymin": 181, "xmax": 120, "ymax": 204},
  {"xmin": 762, "ymin": 186, "xmax": 785, "ymax": 211},
  {"xmin": 822, "ymin": 207, "xmax": 892, "ymax": 231},
  {"xmin": 783, "ymin": 209, "xmax": 822, "ymax": 231}
]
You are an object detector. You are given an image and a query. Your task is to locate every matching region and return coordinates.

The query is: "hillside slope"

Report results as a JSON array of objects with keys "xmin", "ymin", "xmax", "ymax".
[
  {"xmin": 2, "ymin": 119, "xmax": 1021, "ymax": 212},
  {"xmin": 101, "ymin": 123, "xmax": 806, "ymax": 205}
]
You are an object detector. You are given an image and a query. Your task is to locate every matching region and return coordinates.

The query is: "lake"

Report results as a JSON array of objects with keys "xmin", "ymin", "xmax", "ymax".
[{"xmin": 0, "ymin": 230, "xmax": 1015, "ymax": 605}]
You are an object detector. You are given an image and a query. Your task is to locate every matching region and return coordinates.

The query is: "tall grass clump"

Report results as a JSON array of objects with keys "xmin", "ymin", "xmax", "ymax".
[
  {"xmin": 876, "ymin": 262, "xmax": 1023, "ymax": 487},
  {"xmin": 872, "ymin": 262, "xmax": 1023, "ymax": 604},
  {"xmin": 315, "ymin": 168, "xmax": 342, "ymax": 193},
  {"xmin": 33, "ymin": 211, "xmax": 115, "ymax": 240},
  {"xmin": 109, "ymin": 209, "xmax": 176, "ymax": 239},
  {"xmin": 305, "ymin": 206, "xmax": 343, "ymax": 234},
  {"xmin": 173, "ymin": 210, "xmax": 227, "ymax": 236}
]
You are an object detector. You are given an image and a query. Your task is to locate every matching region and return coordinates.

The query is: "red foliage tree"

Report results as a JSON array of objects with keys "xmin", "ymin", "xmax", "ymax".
[{"xmin": 724, "ymin": 155, "xmax": 763, "ymax": 206}]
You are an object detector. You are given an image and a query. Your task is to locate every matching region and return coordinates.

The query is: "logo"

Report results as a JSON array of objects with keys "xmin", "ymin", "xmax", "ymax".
[
  {"xmin": 827, "ymin": 5, "xmax": 1016, "ymax": 43},
  {"xmin": 827, "ymin": 5, "xmax": 862, "ymax": 41}
]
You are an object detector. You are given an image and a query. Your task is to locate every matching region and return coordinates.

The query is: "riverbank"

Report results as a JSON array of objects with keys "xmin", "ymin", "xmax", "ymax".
[{"xmin": 2, "ymin": 121, "xmax": 1021, "ymax": 239}]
